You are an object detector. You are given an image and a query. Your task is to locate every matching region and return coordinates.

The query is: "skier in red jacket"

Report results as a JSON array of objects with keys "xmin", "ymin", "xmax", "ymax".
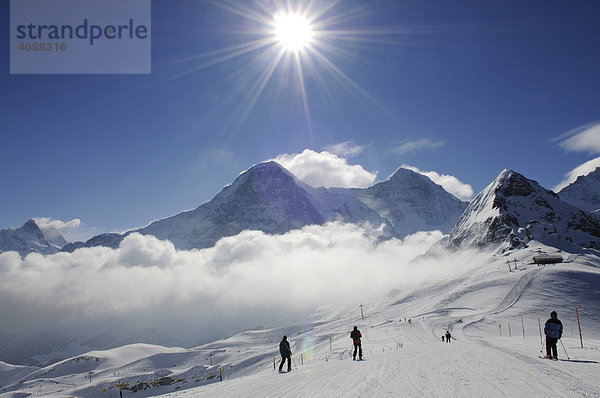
[{"xmin": 350, "ymin": 326, "xmax": 363, "ymax": 360}]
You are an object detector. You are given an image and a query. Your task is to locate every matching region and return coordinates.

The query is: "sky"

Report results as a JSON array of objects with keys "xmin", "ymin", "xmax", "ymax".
[{"xmin": 2, "ymin": 0, "xmax": 600, "ymax": 241}]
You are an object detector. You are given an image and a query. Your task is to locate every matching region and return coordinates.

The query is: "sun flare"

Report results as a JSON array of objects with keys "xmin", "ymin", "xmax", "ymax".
[{"xmin": 274, "ymin": 12, "xmax": 313, "ymax": 52}]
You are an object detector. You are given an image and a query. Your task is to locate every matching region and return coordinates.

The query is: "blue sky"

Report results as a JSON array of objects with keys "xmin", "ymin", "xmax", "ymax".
[{"xmin": 1, "ymin": 0, "xmax": 600, "ymax": 240}]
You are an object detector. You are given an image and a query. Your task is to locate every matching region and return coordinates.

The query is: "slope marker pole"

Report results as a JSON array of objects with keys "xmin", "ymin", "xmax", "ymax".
[{"xmin": 576, "ymin": 307, "xmax": 584, "ymax": 348}]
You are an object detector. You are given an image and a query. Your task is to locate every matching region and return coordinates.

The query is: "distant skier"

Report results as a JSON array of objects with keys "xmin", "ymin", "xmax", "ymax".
[
  {"xmin": 544, "ymin": 311, "xmax": 563, "ymax": 360},
  {"xmin": 445, "ymin": 331, "xmax": 451, "ymax": 343},
  {"xmin": 441, "ymin": 335, "xmax": 445, "ymax": 342},
  {"xmin": 278, "ymin": 335, "xmax": 292, "ymax": 372},
  {"xmin": 350, "ymin": 326, "xmax": 363, "ymax": 360}
]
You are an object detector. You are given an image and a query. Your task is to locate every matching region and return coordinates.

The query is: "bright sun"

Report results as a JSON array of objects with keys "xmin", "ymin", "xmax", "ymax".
[{"xmin": 274, "ymin": 12, "xmax": 313, "ymax": 52}]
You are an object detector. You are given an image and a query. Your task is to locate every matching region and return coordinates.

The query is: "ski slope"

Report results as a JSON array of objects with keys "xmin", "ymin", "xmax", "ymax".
[{"xmin": 2, "ymin": 243, "xmax": 600, "ymax": 397}]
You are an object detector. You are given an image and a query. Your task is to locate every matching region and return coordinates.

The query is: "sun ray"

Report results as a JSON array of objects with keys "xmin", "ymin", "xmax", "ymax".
[
  {"xmin": 312, "ymin": 2, "xmax": 374, "ymax": 29},
  {"xmin": 204, "ymin": 0, "xmax": 274, "ymax": 27},
  {"xmin": 165, "ymin": 39, "xmax": 276, "ymax": 81},
  {"xmin": 306, "ymin": 44, "xmax": 400, "ymax": 123},
  {"xmin": 294, "ymin": 51, "xmax": 314, "ymax": 145},
  {"xmin": 223, "ymin": 47, "xmax": 287, "ymax": 143},
  {"xmin": 161, "ymin": 37, "xmax": 275, "ymax": 69},
  {"xmin": 178, "ymin": 0, "xmax": 415, "ymax": 141},
  {"xmin": 303, "ymin": 0, "xmax": 344, "ymax": 22}
]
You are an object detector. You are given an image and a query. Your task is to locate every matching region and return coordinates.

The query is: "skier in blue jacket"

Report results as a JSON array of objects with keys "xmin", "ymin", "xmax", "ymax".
[{"xmin": 544, "ymin": 311, "xmax": 563, "ymax": 360}]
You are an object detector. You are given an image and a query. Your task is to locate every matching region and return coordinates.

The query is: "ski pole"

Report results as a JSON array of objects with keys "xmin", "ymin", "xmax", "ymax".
[
  {"xmin": 540, "ymin": 336, "xmax": 545, "ymax": 354},
  {"xmin": 559, "ymin": 339, "xmax": 570, "ymax": 360}
]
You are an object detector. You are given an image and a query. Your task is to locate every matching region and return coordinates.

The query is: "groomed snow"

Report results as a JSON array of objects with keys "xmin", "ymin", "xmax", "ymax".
[{"xmin": 2, "ymin": 242, "xmax": 599, "ymax": 397}]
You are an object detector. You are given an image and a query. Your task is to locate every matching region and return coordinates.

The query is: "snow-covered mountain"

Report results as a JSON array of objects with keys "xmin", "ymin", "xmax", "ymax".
[
  {"xmin": 0, "ymin": 219, "xmax": 67, "ymax": 256},
  {"xmin": 559, "ymin": 167, "xmax": 600, "ymax": 213},
  {"xmin": 73, "ymin": 162, "xmax": 468, "ymax": 251},
  {"xmin": 446, "ymin": 169, "xmax": 600, "ymax": 251},
  {"xmin": 359, "ymin": 167, "xmax": 467, "ymax": 237}
]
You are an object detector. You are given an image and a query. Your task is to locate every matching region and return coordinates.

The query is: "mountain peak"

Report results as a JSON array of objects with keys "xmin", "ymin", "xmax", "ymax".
[
  {"xmin": 495, "ymin": 169, "xmax": 535, "ymax": 198},
  {"xmin": 388, "ymin": 167, "xmax": 429, "ymax": 182},
  {"xmin": 447, "ymin": 169, "xmax": 600, "ymax": 251},
  {"xmin": 248, "ymin": 160, "xmax": 286, "ymax": 172},
  {"xmin": 245, "ymin": 161, "xmax": 297, "ymax": 183},
  {"xmin": 0, "ymin": 219, "xmax": 67, "ymax": 256},
  {"xmin": 22, "ymin": 219, "xmax": 43, "ymax": 234}
]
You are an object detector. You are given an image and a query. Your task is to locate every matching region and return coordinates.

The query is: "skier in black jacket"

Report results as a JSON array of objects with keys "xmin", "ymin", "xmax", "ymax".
[
  {"xmin": 544, "ymin": 311, "xmax": 563, "ymax": 360},
  {"xmin": 278, "ymin": 335, "xmax": 292, "ymax": 372}
]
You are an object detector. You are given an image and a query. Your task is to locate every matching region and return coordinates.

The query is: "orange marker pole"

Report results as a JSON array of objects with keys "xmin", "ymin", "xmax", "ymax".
[{"xmin": 576, "ymin": 307, "xmax": 583, "ymax": 348}]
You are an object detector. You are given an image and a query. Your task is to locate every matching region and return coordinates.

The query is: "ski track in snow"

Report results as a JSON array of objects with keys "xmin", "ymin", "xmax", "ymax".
[
  {"xmin": 3, "ymin": 244, "xmax": 600, "ymax": 397},
  {"xmin": 154, "ymin": 261, "xmax": 600, "ymax": 397}
]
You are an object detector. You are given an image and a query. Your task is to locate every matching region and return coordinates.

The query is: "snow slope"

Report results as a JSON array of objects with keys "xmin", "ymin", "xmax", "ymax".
[{"xmin": 2, "ymin": 242, "xmax": 599, "ymax": 397}]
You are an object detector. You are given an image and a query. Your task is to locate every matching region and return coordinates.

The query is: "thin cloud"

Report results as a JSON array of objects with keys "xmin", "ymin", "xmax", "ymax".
[
  {"xmin": 553, "ymin": 156, "xmax": 600, "ymax": 192},
  {"xmin": 555, "ymin": 122, "xmax": 600, "ymax": 154},
  {"xmin": 323, "ymin": 141, "xmax": 366, "ymax": 158},
  {"xmin": 390, "ymin": 139, "xmax": 444, "ymax": 155},
  {"xmin": 273, "ymin": 149, "xmax": 377, "ymax": 188},
  {"xmin": 400, "ymin": 165, "xmax": 474, "ymax": 201}
]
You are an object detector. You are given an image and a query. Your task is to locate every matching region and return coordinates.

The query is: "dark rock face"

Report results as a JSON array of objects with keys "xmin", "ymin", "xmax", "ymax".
[{"xmin": 498, "ymin": 172, "xmax": 536, "ymax": 198}]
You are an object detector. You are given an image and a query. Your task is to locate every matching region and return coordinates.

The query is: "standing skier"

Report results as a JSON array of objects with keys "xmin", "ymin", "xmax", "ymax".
[
  {"xmin": 350, "ymin": 326, "xmax": 363, "ymax": 360},
  {"xmin": 445, "ymin": 331, "xmax": 451, "ymax": 343},
  {"xmin": 544, "ymin": 311, "xmax": 563, "ymax": 360},
  {"xmin": 278, "ymin": 335, "xmax": 292, "ymax": 372}
]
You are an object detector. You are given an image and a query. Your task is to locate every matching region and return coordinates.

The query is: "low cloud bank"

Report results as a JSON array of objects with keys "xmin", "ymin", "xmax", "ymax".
[{"xmin": 0, "ymin": 223, "xmax": 484, "ymax": 358}]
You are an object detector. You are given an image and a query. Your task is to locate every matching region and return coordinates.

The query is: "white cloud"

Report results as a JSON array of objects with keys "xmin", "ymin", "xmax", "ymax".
[
  {"xmin": 273, "ymin": 149, "xmax": 377, "ymax": 188},
  {"xmin": 556, "ymin": 122, "xmax": 600, "ymax": 154},
  {"xmin": 323, "ymin": 141, "xmax": 366, "ymax": 158},
  {"xmin": 400, "ymin": 165, "xmax": 474, "ymax": 201},
  {"xmin": 390, "ymin": 139, "xmax": 444, "ymax": 155},
  {"xmin": 0, "ymin": 224, "xmax": 485, "ymax": 350},
  {"xmin": 553, "ymin": 156, "xmax": 600, "ymax": 192},
  {"xmin": 33, "ymin": 217, "xmax": 96, "ymax": 242}
]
